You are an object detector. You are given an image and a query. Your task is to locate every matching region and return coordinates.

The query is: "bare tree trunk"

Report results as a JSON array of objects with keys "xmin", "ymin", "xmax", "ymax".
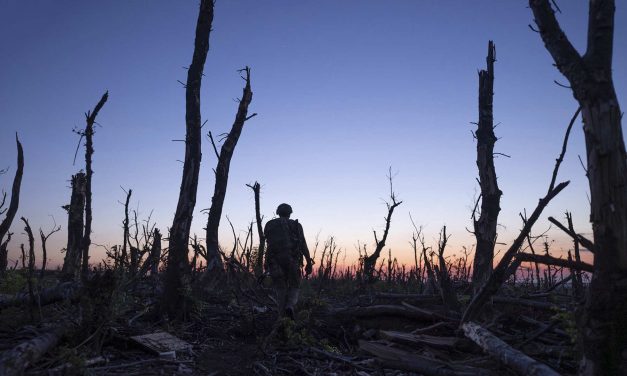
[
  {"xmin": 21, "ymin": 217, "xmax": 36, "ymax": 313},
  {"xmin": 246, "ymin": 182, "xmax": 265, "ymax": 276},
  {"xmin": 121, "ymin": 188, "xmax": 132, "ymax": 272},
  {"xmin": 38, "ymin": 224, "xmax": 60, "ymax": 282},
  {"xmin": 164, "ymin": 0, "xmax": 213, "ymax": 318},
  {"xmin": 472, "ymin": 41, "xmax": 501, "ymax": 295},
  {"xmin": 205, "ymin": 67, "xmax": 256, "ymax": 273},
  {"xmin": 62, "ymin": 172, "xmax": 86, "ymax": 280},
  {"xmin": 435, "ymin": 226, "xmax": 460, "ymax": 311},
  {"xmin": 363, "ymin": 169, "xmax": 402, "ymax": 281},
  {"xmin": 0, "ymin": 134, "xmax": 24, "ymax": 275},
  {"xmin": 0, "ymin": 233, "xmax": 12, "ymax": 274},
  {"xmin": 566, "ymin": 212, "xmax": 584, "ymax": 297},
  {"xmin": 139, "ymin": 228, "xmax": 162, "ymax": 277},
  {"xmin": 530, "ymin": 1, "xmax": 627, "ymax": 373},
  {"xmin": 462, "ymin": 184, "xmax": 569, "ymax": 324},
  {"xmin": 80, "ymin": 92, "xmax": 109, "ymax": 280},
  {"xmin": 462, "ymin": 98, "xmax": 578, "ymax": 324},
  {"xmin": 151, "ymin": 229, "xmax": 162, "ymax": 276}
]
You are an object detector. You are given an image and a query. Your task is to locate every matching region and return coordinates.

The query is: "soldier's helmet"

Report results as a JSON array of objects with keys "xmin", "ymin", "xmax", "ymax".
[{"xmin": 276, "ymin": 203, "xmax": 293, "ymax": 216}]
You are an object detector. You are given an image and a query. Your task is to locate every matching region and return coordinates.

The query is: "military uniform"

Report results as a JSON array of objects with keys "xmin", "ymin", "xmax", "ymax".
[{"xmin": 264, "ymin": 214, "xmax": 310, "ymax": 318}]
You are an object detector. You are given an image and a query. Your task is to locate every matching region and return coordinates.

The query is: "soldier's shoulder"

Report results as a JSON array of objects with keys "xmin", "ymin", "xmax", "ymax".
[
  {"xmin": 266, "ymin": 218, "xmax": 281, "ymax": 226},
  {"xmin": 288, "ymin": 218, "xmax": 303, "ymax": 227}
]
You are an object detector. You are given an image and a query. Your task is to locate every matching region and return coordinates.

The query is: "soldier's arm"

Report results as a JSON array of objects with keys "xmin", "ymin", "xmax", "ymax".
[
  {"xmin": 298, "ymin": 223, "xmax": 312, "ymax": 263},
  {"xmin": 262, "ymin": 221, "xmax": 270, "ymax": 268},
  {"xmin": 263, "ymin": 221, "xmax": 269, "ymax": 237}
]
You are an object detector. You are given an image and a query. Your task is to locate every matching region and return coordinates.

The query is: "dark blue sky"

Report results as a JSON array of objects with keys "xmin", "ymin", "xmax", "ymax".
[{"xmin": 1, "ymin": 1, "xmax": 625, "ymax": 266}]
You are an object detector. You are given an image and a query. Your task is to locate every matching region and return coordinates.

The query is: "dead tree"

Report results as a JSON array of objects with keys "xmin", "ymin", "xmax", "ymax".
[
  {"xmin": 121, "ymin": 187, "xmax": 132, "ymax": 271},
  {"xmin": 0, "ymin": 233, "xmax": 12, "ymax": 274},
  {"xmin": 435, "ymin": 226, "xmax": 460, "ymax": 311},
  {"xmin": 461, "ymin": 106, "xmax": 577, "ymax": 324},
  {"xmin": 78, "ymin": 91, "xmax": 109, "ymax": 280},
  {"xmin": 164, "ymin": 0, "xmax": 213, "ymax": 318},
  {"xmin": 472, "ymin": 40, "xmax": 502, "ymax": 295},
  {"xmin": 0, "ymin": 134, "xmax": 24, "ymax": 275},
  {"xmin": 529, "ymin": 1, "xmax": 627, "ymax": 373},
  {"xmin": 363, "ymin": 169, "xmax": 402, "ymax": 281},
  {"xmin": 61, "ymin": 172, "xmax": 86, "ymax": 280},
  {"xmin": 39, "ymin": 223, "xmax": 60, "ymax": 281},
  {"xmin": 150, "ymin": 228, "xmax": 162, "ymax": 276},
  {"xmin": 205, "ymin": 66, "xmax": 256, "ymax": 273},
  {"xmin": 21, "ymin": 217, "xmax": 36, "ymax": 314},
  {"xmin": 139, "ymin": 228, "xmax": 162, "ymax": 277},
  {"xmin": 246, "ymin": 181, "xmax": 265, "ymax": 275},
  {"xmin": 566, "ymin": 211, "xmax": 584, "ymax": 296}
]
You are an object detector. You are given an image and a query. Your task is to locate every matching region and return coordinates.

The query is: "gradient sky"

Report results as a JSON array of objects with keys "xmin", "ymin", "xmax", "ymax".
[{"xmin": 1, "ymin": 1, "xmax": 625, "ymax": 268}]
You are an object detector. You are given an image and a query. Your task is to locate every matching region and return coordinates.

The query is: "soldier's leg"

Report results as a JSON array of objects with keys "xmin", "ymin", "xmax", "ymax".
[
  {"xmin": 285, "ymin": 258, "xmax": 302, "ymax": 315},
  {"xmin": 268, "ymin": 258, "xmax": 287, "ymax": 316}
]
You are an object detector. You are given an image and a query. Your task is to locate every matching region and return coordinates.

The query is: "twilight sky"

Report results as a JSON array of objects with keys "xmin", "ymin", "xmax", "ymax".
[{"xmin": 1, "ymin": 1, "xmax": 625, "ymax": 268}]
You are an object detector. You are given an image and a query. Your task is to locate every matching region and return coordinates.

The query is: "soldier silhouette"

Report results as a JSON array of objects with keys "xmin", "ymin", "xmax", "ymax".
[{"xmin": 264, "ymin": 203, "xmax": 312, "ymax": 319}]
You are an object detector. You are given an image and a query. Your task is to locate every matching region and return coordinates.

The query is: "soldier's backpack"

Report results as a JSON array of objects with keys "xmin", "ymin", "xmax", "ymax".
[{"xmin": 268, "ymin": 218, "xmax": 300, "ymax": 253}]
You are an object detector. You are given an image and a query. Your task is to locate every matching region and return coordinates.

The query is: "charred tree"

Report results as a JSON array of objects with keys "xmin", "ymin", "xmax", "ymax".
[
  {"xmin": 79, "ymin": 92, "xmax": 108, "ymax": 280},
  {"xmin": 246, "ymin": 181, "xmax": 265, "ymax": 275},
  {"xmin": 139, "ymin": 228, "xmax": 162, "ymax": 277},
  {"xmin": 0, "ymin": 233, "xmax": 12, "ymax": 273},
  {"xmin": 461, "ymin": 106, "xmax": 576, "ymax": 324},
  {"xmin": 21, "ymin": 217, "xmax": 36, "ymax": 314},
  {"xmin": 164, "ymin": 0, "xmax": 213, "ymax": 318},
  {"xmin": 363, "ymin": 169, "xmax": 402, "ymax": 281},
  {"xmin": 435, "ymin": 226, "xmax": 460, "ymax": 312},
  {"xmin": 566, "ymin": 211, "xmax": 584, "ymax": 297},
  {"xmin": 0, "ymin": 134, "xmax": 24, "ymax": 275},
  {"xmin": 529, "ymin": 1, "xmax": 627, "ymax": 373},
  {"xmin": 471, "ymin": 40, "xmax": 502, "ymax": 295},
  {"xmin": 205, "ymin": 66, "xmax": 256, "ymax": 273},
  {"xmin": 39, "ymin": 224, "xmax": 60, "ymax": 281},
  {"xmin": 121, "ymin": 188, "xmax": 132, "ymax": 271},
  {"xmin": 61, "ymin": 172, "xmax": 86, "ymax": 280},
  {"xmin": 150, "ymin": 228, "xmax": 162, "ymax": 276}
]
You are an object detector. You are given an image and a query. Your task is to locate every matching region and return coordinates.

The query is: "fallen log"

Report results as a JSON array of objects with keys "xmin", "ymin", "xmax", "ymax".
[
  {"xmin": 411, "ymin": 321, "xmax": 455, "ymax": 334},
  {"xmin": 358, "ymin": 340, "xmax": 491, "ymax": 376},
  {"xmin": 379, "ymin": 330, "xmax": 473, "ymax": 350},
  {"xmin": 0, "ymin": 324, "xmax": 70, "ymax": 376},
  {"xmin": 515, "ymin": 252, "xmax": 593, "ymax": 273},
  {"xmin": 402, "ymin": 301, "xmax": 460, "ymax": 320},
  {"xmin": 462, "ymin": 321, "xmax": 560, "ymax": 376},
  {"xmin": 492, "ymin": 296, "xmax": 563, "ymax": 311},
  {"xmin": 0, "ymin": 281, "xmax": 81, "ymax": 309},
  {"xmin": 335, "ymin": 305, "xmax": 452, "ymax": 322},
  {"xmin": 365, "ymin": 293, "xmax": 442, "ymax": 303},
  {"xmin": 30, "ymin": 355, "xmax": 107, "ymax": 376}
]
